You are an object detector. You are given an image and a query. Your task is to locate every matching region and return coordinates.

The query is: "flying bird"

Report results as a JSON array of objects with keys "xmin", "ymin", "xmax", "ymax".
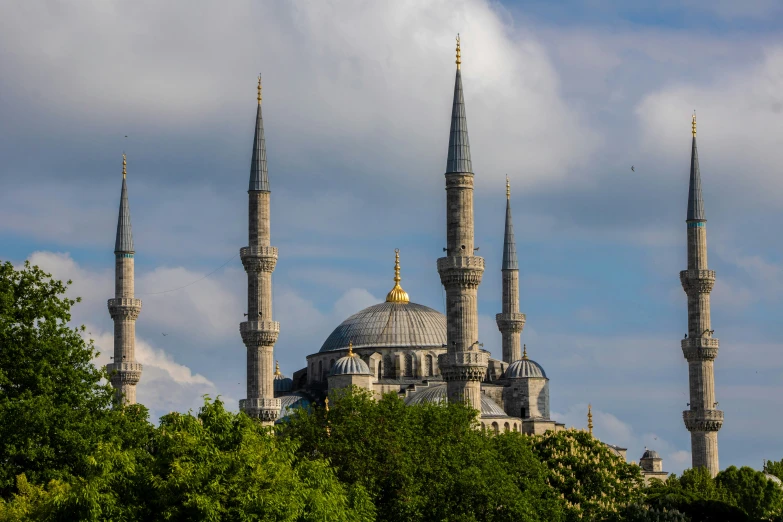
[
  {"xmin": 631, "ymin": 165, "xmax": 635, "ymax": 172},
  {"xmin": 162, "ymin": 333, "xmax": 168, "ymax": 336}
]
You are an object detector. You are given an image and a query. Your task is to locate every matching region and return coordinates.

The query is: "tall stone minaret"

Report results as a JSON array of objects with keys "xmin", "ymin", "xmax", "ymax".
[
  {"xmin": 680, "ymin": 113, "xmax": 722, "ymax": 476},
  {"xmin": 496, "ymin": 177, "xmax": 526, "ymax": 363},
  {"xmin": 437, "ymin": 36, "xmax": 487, "ymax": 411},
  {"xmin": 239, "ymin": 76, "xmax": 281, "ymax": 424},
  {"xmin": 106, "ymin": 154, "xmax": 143, "ymax": 405}
]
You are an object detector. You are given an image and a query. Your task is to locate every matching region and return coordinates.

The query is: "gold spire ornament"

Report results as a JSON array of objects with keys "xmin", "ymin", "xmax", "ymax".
[
  {"xmin": 385, "ymin": 249, "xmax": 410, "ymax": 303},
  {"xmin": 122, "ymin": 153, "xmax": 127, "ymax": 179},
  {"xmin": 522, "ymin": 344, "xmax": 528, "ymax": 360},
  {"xmin": 506, "ymin": 175, "xmax": 510, "ymax": 200},
  {"xmin": 587, "ymin": 404, "xmax": 593, "ymax": 436},
  {"xmin": 257, "ymin": 74, "xmax": 262, "ymax": 105},
  {"xmin": 692, "ymin": 110, "xmax": 696, "ymax": 137},
  {"xmin": 348, "ymin": 341, "xmax": 355, "ymax": 357},
  {"xmin": 274, "ymin": 360, "xmax": 281, "ymax": 376},
  {"xmin": 456, "ymin": 34, "xmax": 461, "ymax": 70}
]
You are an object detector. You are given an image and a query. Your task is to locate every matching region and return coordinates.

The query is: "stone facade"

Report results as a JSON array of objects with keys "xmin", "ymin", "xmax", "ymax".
[{"xmin": 106, "ymin": 155, "xmax": 143, "ymax": 405}]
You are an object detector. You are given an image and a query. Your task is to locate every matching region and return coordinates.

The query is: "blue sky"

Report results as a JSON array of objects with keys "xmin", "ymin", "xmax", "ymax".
[{"xmin": 1, "ymin": 0, "xmax": 782, "ymax": 475}]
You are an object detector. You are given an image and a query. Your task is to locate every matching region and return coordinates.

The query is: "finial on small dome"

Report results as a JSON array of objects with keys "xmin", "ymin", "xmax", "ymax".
[
  {"xmin": 456, "ymin": 34, "xmax": 461, "ymax": 70},
  {"xmin": 522, "ymin": 344, "xmax": 528, "ymax": 360},
  {"xmin": 324, "ymin": 396, "xmax": 329, "ymax": 412},
  {"xmin": 587, "ymin": 404, "xmax": 593, "ymax": 436},
  {"xmin": 692, "ymin": 110, "xmax": 696, "ymax": 137},
  {"xmin": 385, "ymin": 248, "xmax": 410, "ymax": 303},
  {"xmin": 274, "ymin": 360, "xmax": 281, "ymax": 376},
  {"xmin": 122, "ymin": 153, "xmax": 127, "ymax": 179},
  {"xmin": 257, "ymin": 74, "xmax": 262, "ymax": 105},
  {"xmin": 348, "ymin": 341, "xmax": 354, "ymax": 357},
  {"xmin": 506, "ymin": 175, "xmax": 510, "ymax": 200}
]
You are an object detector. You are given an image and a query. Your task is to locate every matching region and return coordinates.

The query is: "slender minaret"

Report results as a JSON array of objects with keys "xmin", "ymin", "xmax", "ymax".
[
  {"xmin": 680, "ymin": 112, "xmax": 722, "ymax": 476},
  {"xmin": 437, "ymin": 35, "xmax": 487, "ymax": 411},
  {"xmin": 239, "ymin": 76, "xmax": 281, "ymax": 424},
  {"xmin": 106, "ymin": 154, "xmax": 143, "ymax": 405},
  {"xmin": 496, "ymin": 177, "xmax": 526, "ymax": 363}
]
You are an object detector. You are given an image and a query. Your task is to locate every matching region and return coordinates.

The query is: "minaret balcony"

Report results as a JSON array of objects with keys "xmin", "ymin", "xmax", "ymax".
[
  {"xmin": 106, "ymin": 362, "xmax": 143, "ymax": 384},
  {"xmin": 496, "ymin": 313, "xmax": 526, "ymax": 332},
  {"xmin": 438, "ymin": 351, "xmax": 488, "ymax": 382},
  {"xmin": 107, "ymin": 298, "xmax": 142, "ymax": 320},
  {"xmin": 240, "ymin": 246, "xmax": 278, "ymax": 272},
  {"xmin": 240, "ymin": 320, "xmax": 280, "ymax": 346},
  {"xmin": 683, "ymin": 409, "xmax": 723, "ymax": 432},
  {"xmin": 679, "ymin": 269, "xmax": 716, "ymax": 294},
  {"xmin": 240, "ymin": 397, "xmax": 281, "ymax": 422},
  {"xmin": 437, "ymin": 256, "xmax": 484, "ymax": 288},
  {"xmin": 681, "ymin": 337, "xmax": 719, "ymax": 360}
]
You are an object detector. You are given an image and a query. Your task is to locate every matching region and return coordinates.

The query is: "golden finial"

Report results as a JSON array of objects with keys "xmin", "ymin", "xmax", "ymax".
[
  {"xmin": 456, "ymin": 34, "xmax": 461, "ymax": 70},
  {"xmin": 587, "ymin": 404, "xmax": 593, "ymax": 436},
  {"xmin": 257, "ymin": 74, "xmax": 262, "ymax": 105},
  {"xmin": 122, "ymin": 153, "xmax": 127, "ymax": 179},
  {"xmin": 522, "ymin": 344, "xmax": 528, "ymax": 360},
  {"xmin": 348, "ymin": 341, "xmax": 354, "ymax": 357},
  {"xmin": 506, "ymin": 175, "xmax": 510, "ymax": 200},
  {"xmin": 324, "ymin": 396, "xmax": 330, "ymax": 412},
  {"xmin": 692, "ymin": 110, "xmax": 696, "ymax": 137},
  {"xmin": 385, "ymin": 248, "xmax": 410, "ymax": 303},
  {"xmin": 274, "ymin": 360, "xmax": 281, "ymax": 376}
]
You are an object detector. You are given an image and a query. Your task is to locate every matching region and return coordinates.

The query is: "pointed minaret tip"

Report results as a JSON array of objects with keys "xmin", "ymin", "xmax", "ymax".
[
  {"xmin": 249, "ymin": 74, "xmax": 270, "ymax": 192},
  {"xmin": 122, "ymin": 153, "xmax": 127, "ymax": 179},
  {"xmin": 257, "ymin": 74, "xmax": 262, "ymax": 106},
  {"xmin": 456, "ymin": 33, "xmax": 461, "ymax": 70},
  {"xmin": 587, "ymin": 404, "xmax": 593, "ymax": 436},
  {"xmin": 692, "ymin": 110, "xmax": 696, "ymax": 137},
  {"xmin": 502, "ymin": 183, "xmax": 519, "ymax": 270},
  {"xmin": 506, "ymin": 175, "xmax": 510, "ymax": 200}
]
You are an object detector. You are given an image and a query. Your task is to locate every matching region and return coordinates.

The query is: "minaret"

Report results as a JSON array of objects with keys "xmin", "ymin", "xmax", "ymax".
[
  {"xmin": 496, "ymin": 176, "xmax": 526, "ymax": 363},
  {"xmin": 680, "ymin": 112, "xmax": 722, "ymax": 476},
  {"xmin": 437, "ymin": 35, "xmax": 487, "ymax": 411},
  {"xmin": 587, "ymin": 404, "xmax": 593, "ymax": 436},
  {"xmin": 239, "ymin": 76, "xmax": 281, "ymax": 424},
  {"xmin": 106, "ymin": 154, "xmax": 143, "ymax": 405}
]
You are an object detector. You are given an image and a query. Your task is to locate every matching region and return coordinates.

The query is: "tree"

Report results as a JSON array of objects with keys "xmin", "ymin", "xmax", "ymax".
[
  {"xmin": 281, "ymin": 387, "xmax": 565, "ymax": 521},
  {"xmin": 716, "ymin": 466, "xmax": 783, "ymax": 520},
  {"xmin": 0, "ymin": 260, "xmax": 137, "ymax": 495},
  {"xmin": 766, "ymin": 459, "xmax": 783, "ymax": 482},
  {"xmin": 530, "ymin": 429, "xmax": 644, "ymax": 521}
]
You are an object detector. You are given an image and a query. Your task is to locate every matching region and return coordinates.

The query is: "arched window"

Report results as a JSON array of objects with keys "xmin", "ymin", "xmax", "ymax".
[
  {"xmin": 377, "ymin": 358, "xmax": 384, "ymax": 378},
  {"xmin": 513, "ymin": 423, "xmax": 518, "ymax": 432},
  {"xmin": 492, "ymin": 422, "xmax": 499, "ymax": 435},
  {"xmin": 318, "ymin": 361, "xmax": 323, "ymax": 381},
  {"xmin": 384, "ymin": 355, "xmax": 393, "ymax": 377},
  {"xmin": 504, "ymin": 422, "xmax": 510, "ymax": 433},
  {"xmin": 404, "ymin": 353, "xmax": 413, "ymax": 377},
  {"xmin": 425, "ymin": 355, "xmax": 433, "ymax": 377}
]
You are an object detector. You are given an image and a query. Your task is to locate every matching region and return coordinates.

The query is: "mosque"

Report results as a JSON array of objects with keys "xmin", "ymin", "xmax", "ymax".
[{"xmin": 104, "ymin": 37, "xmax": 730, "ymax": 482}]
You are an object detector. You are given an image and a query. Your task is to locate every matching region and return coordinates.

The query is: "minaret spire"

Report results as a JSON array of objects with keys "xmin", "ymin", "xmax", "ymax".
[
  {"xmin": 587, "ymin": 404, "xmax": 593, "ymax": 436},
  {"xmin": 249, "ymin": 74, "xmax": 270, "ymax": 192},
  {"xmin": 680, "ymin": 112, "xmax": 722, "ymax": 476},
  {"xmin": 240, "ymin": 77, "xmax": 281, "ymax": 424},
  {"xmin": 106, "ymin": 153, "xmax": 143, "ymax": 405},
  {"xmin": 438, "ymin": 36, "xmax": 487, "ymax": 412},
  {"xmin": 496, "ymin": 178, "xmax": 525, "ymax": 363}
]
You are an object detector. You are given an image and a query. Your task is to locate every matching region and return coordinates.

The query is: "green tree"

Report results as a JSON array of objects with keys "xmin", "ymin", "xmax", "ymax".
[
  {"xmin": 530, "ymin": 429, "xmax": 644, "ymax": 521},
  {"xmin": 716, "ymin": 465, "xmax": 783, "ymax": 520},
  {"xmin": 282, "ymin": 387, "xmax": 565, "ymax": 522},
  {"xmin": 0, "ymin": 260, "xmax": 145, "ymax": 495},
  {"xmin": 766, "ymin": 459, "xmax": 783, "ymax": 482}
]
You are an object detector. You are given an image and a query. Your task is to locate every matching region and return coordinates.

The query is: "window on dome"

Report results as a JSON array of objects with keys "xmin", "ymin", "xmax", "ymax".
[
  {"xmin": 425, "ymin": 355, "xmax": 433, "ymax": 377},
  {"xmin": 404, "ymin": 353, "xmax": 413, "ymax": 377}
]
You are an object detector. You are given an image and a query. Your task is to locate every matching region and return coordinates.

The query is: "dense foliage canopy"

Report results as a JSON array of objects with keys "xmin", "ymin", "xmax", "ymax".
[{"xmin": 1, "ymin": 260, "xmax": 781, "ymax": 521}]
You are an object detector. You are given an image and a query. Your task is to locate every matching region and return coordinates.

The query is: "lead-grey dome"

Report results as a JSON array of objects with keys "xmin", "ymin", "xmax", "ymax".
[
  {"xmin": 404, "ymin": 384, "xmax": 508, "ymax": 417},
  {"xmin": 319, "ymin": 301, "xmax": 446, "ymax": 353},
  {"xmin": 330, "ymin": 354, "xmax": 372, "ymax": 376},
  {"xmin": 505, "ymin": 358, "xmax": 547, "ymax": 379},
  {"xmin": 641, "ymin": 449, "xmax": 661, "ymax": 459}
]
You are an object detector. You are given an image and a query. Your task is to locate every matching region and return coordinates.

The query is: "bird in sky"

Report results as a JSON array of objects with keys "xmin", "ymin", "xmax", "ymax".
[
  {"xmin": 162, "ymin": 333, "xmax": 168, "ymax": 336},
  {"xmin": 631, "ymin": 165, "xmax": 635, "ymax": 172}
]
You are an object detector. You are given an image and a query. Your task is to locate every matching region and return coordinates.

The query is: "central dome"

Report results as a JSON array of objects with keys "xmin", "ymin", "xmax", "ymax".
[{"xmin": 319, "ymin": 301, "xmax": 446, "ymax": 353}]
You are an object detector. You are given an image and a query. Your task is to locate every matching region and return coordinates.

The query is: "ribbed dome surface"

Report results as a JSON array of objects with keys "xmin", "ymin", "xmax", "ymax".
[
  {"xmin": 274, "ymin": 374, "xmax": 293, "ymax": 393},
  {"xmin": 278, "ymin": 394, "xmax": 310, "ymax": 420},
  {"xmin": 404, "ymin": 385, "xmax": 508, "ymax": 417},
  {"xmin": 330, "ymin": 354, "xmax": 372, "ymax": 376},
  {"xmin": 319, "ymin": 301, "xmax": 446, "ymax": 353},
  {"xmin": 505, "ymin": 358, "xmax": 547, "ymax": 379},
  {"xmin": 641, "ymin": 449, "xmax": 661, "ymax": 459}
]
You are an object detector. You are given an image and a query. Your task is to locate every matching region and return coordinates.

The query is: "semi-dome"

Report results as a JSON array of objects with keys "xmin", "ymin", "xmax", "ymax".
[
  {"xmin": 273, "ymin": 361, "xmax": 293, "ymax": 393},
  {"xmin": 320, "ymin": 251, "xmax": 446, "ymax": 353},
  {"xmin": 278, "ymin": 393, "xmax": 310, "ymax": 421},
  {"xmin": 505, "ymin": 347, "xmax": 546, "ymax": 378},
  {"xmin": 404, "ymin": 384, "xmax": 508, "ymax": 418},
  {"xmin": 330, "ymin": 344, "xmax": 372, "ymax": 376}
]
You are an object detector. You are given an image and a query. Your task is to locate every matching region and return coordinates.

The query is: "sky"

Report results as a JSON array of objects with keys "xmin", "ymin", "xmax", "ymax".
[{"xmin": 1, "ymin": 0, "xmax": 782, "ymax": 476}]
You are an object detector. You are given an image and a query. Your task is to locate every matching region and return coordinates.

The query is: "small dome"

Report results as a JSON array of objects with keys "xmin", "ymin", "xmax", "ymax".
[
  {"xmin": 404, "ymin": 384, "xmax": 508, "ymax": 417},
  {"xmin": 273, "ymin": 361, "xmax": 293, "ymax": 393},
  {"xmin": 504, "ymin": 345, "xmax": 546, "ymax": 378},
  {"xmin": 641, "ymin": 449, "xmax": 661, "ymax": 460},
  {"xmin": 330, "ymin": 345, "xmax": 372, "ymax": 376},
  {"xmin": 765, "ymin": 473, "xmax": 782, "ymax": 487}
]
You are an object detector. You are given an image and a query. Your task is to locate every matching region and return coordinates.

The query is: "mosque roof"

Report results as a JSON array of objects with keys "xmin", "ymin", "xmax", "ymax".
[
  {"xmin": 277, "ymin": 393, "xmax": 310, "ymax": 421},
  {"xmin": 765, "ymin": 473, "xmax": 782, "ymax": 487},
  {"xmin": 319, "ymin": 250, "xmax": 446, "ymax": 353},
  {"xmin": 504, "ymin": 346, "xmax": 546, "ymax": 378},
  {"xmin": 641, "ymin": 449, "xmax": 661, "ymax": 460},
  {"xmin": 404, "ymin": 384, "xmax": 509, "ymax": 418},
  {"xmin": 273, "ymin": 361, "xmax": 293, "ymax": 393},
  {"xmin": 330, "ymin": 344, "xmax": 372, "ymax": 376}
]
